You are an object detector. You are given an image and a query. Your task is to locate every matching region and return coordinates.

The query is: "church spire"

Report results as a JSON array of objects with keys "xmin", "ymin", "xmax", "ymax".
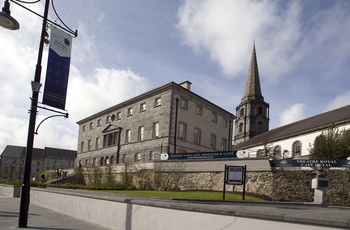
[
  {"xmin": 234, "ymin": 43, "xmax": 269, "ymax": 145},
  {"xmin": 242, "ymin": 42, "xmax": 263, "ymax": 101}
]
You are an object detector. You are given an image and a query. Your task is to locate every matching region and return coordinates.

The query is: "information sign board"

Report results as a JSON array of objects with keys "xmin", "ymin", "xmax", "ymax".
[{"xmin": 226, "ymin": 166, "xmax": 244, "ymax": 185}]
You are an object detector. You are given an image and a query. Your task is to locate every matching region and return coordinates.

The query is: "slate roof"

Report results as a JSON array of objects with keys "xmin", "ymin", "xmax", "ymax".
[
  {"xmin": 0, "ymin": 145, "xmax": 25, "ymax": 158},
  {"xmin": 44, "ymin": 147, "xmax": 76, "ymax": 160},
  {"xmin": 233, "ymin": 104, "xmax": 350, "ymax": 150},
  {"xmin": 0, "ymin": 145, "xmax": 76, "ymax": 160},
  {"xmin": 0, "ymin": 145, "xmax": 42, "ymax": 159}
]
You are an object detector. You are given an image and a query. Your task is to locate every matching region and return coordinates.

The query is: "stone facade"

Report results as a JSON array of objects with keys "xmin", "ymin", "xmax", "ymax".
[{"xmin": 76, "ymin": 81, "xmax": 235, "ymax": 168}]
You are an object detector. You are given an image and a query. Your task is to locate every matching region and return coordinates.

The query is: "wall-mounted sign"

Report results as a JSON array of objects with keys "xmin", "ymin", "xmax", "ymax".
[
  {"xmin": 270, "ymin": 159, "xmax": 350, "ymax": 168},
  {"xmin": 167, "ymin": 151, "xmax": 237, "ymax": 160}
]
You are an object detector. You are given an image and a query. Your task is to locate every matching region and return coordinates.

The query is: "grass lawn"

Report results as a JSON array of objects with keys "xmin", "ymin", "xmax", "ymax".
[{"xmin": 105, "ymin": 190, "xmax": 264, "ymax": 201}]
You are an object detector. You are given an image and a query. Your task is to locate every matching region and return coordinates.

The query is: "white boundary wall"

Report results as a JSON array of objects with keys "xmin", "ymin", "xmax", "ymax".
[{"xmin": 27, "ymin": 188, "xmax": 342, "ymax": 230}]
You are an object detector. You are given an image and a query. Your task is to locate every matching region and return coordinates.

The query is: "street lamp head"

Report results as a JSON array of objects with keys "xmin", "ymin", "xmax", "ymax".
[{"xmin": 0, "ymin": 0, "xmax": 19, "ymax": 30}]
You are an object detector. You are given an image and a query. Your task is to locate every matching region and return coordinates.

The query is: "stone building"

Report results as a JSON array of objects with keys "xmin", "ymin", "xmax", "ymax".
[
  {"xmin": 234, "ymin": 44, "xmax": 270, "ymax": 145},
  {"xmin": 0, "ymin": 145, "xmax": 76, "ymax": 179},
  {"xmin": 76, "ymin": 81, "xmax": 235, "ymax": 167}
]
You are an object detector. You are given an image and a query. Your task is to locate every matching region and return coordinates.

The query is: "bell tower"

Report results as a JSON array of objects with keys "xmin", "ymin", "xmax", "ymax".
[{"xmin": 234, "ymin": 43, "xmax": 270, "ymax": 145}]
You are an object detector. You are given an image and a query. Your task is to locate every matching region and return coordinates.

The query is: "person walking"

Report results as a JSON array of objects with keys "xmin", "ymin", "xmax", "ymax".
[{"xmin": 41, "ymin": 173, "xmax": 46, "ymax": 183}]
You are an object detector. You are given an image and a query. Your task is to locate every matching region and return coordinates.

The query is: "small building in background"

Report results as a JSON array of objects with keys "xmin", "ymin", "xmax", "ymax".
[{"xmin": 0, "ymin": 145, "xmax": 76, "ymax": 180}]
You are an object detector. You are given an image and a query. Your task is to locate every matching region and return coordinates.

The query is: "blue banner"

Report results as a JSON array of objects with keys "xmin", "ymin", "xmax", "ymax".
[{"xmin": 42, "ymin": 26, "xmax": 73, "ymax": 110}]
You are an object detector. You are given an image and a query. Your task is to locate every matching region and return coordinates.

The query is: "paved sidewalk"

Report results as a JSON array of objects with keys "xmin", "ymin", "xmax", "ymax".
[{"xmin": 0, "ymin": 193, "xmax": 112, "ymax": 230}]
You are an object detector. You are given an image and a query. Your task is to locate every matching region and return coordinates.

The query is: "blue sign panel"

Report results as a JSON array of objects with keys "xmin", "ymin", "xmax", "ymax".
[
  {"xmin": 42, "ymin": 26, "xmax": 73, "ymax": 110},
  {"xmin": 270, "ymin": 159, "xmax": 350, "ymax": 168},
  {"xmin": 167, "ymin": 151, "xmax": 237, "ymax": 160}
]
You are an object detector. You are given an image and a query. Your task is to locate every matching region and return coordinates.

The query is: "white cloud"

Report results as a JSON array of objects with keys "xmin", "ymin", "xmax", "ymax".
[
  {"xmin": 0, "ymin": 2, "xmax": 150, "ymax": 152},
  {"xmin": 177, "ymin": 0, "xmax": 303, "ymax": 82},
  {"xmin": 66, "ymin": 67, "xmax": 149, "ymax": 122},
  {"xmin": 279, "ymin": 103, "xmax": 305, "ymax": 126},
  {"xmin": 324, "ymin": 91, "xmax": 350, "ymax": 112}
]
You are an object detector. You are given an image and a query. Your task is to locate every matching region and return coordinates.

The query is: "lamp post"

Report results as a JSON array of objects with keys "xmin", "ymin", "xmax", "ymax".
[
  {"xmin": 0, "ymin": 0, "xmax": 49, "ymax": 227},
  {"xmin": 0, "ymin": 0, "xmax": 76, "ymax": 227}
]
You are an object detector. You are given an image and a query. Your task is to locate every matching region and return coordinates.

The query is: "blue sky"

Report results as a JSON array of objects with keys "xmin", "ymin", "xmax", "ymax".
[{"xmin": 0, "ymin": 0, "xmax": 349, "ymax": 152}]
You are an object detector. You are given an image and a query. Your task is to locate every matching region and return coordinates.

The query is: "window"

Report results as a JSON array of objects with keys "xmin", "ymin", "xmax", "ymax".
[
  {"xmin": 82, "ymin": 125, "xmax": 86, "ymax": 132},
  {"xmin": 258, "ymin": 121, "xmax": 263, "ymax": 133},
  {"xmin": 195, "ymin": 105, "xmax": 202, "ymax": 116},
  {"xmin": 105, "ymin": 156, "xmax": 110, "ymax": 165},
  {"xmin": 258, "ymin": 106, "xmax": 263, "ymax": 115},
  {"xmin": 111, "ymin": 114, "xmax": 116, "ymax": 121},
  {"xmin": 239, "ymin": 123, "xmax": 244, "ymax": 133},
  {"xmin": 221, "ymin": 138, "xmax": 227, "ymax": 151},
  {"xmin": 125, "ymin": 129, "xmax": 131, "ymax": 143},
  {"xmin": 97, "ymin": 119, "xmax": 101, "ymax": 126},
  {"xmin": 138, "ymin": 126, "xmax": 144, "ymax": 141},
  {"xmin": 240, "ymin": 108, "xmax": 244, "ymax": 117},
  {"xmin": 89, "ymin": 122, "xmax": 93, "ymax": 130},
  {"xmin": 194, "ymin": 128, "xmax": 201, "ymax": 144},
  {"xmin": 122, "ymin": 154, "xmax": 128, "ymax": 163},
  {"xmin": 106, "ymin": 116, "xmax": 111, "ymax": 123},
  {"xmin": 135, "ymin": 153, "xmax": 142, "ymax": 162},
  {"xmin": 222, "ymin": 119, "xmax": 228, "ymax": 127},
  {"xmin": 36, "ymin": 161, "xmax": 40, "ymax": 166},
  {"xmin": 88, "ymin": 139, "xmax": 92, "ymax": 151},
  {"xmin": 292, "ymin": 141, "xmax": 302, "ymax": 157},
  {"xmin": 180, "ymin": 99, "xmax": 187, "ymax": 109},
  {"xmin": 257, "ymin": 149, "xmax": 265, "ymax": 157},
  {"xmin": 211, "ymin": 113, "xmax": 217, "ymax": 123},
  {"xmin": 154, "ymin": 97, "xmax": 161, "ymax": 107},
  {"xmin": 103, "ymin": 132, "xmax": 119, "ymax": 147},
  {"xmin": 127, "ymin": 108, "xmax": 133, "ymax": 116},
  {"xmin": 150, "ymin": 151, "xmax": 158, "ymax": 160},
  {"xmin": 178, "ymin": 122, "xmax": 186, "ymax": 140},
  {"xmin": 110, "ymin": 156, "xmax": 114, "ymax": 165},
  {"xmin": 93, "ymin": 158, "xmax": 97, "ymax": 166},
  {"xmin": 116, "ymin": 112, "xmax": 121, "ymax": 120},
  {"xmin": 95, "ymin": 137, "xmax": 100, "ymax": 149},
  {"xmin": 274, "ymin": 146, "xmax": 282, "ymax": 159},
  {"xmin": 153, "ymin": 122, "xmax": 159, "ymax": 138},
  {"xmin": 140, "ymin": 103, "xmax": 146, "ymax": 112},
  {"xmin": 80, "ymin": 141, "xmax": 84, "ymax": 152},
  {"xmin": 210, "ymin": 134, "xmax": 216, "ymax": 149}
]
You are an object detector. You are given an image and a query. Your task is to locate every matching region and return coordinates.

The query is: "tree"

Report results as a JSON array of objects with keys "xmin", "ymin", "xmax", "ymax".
[{"xmin": 309, "ymin": 125, "xmax": 350, "ymax": 160}]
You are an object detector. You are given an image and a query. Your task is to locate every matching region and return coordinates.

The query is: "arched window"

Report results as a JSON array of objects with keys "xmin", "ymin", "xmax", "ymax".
[
  {"xmin": 110, "ymin": 156, "xmax": 114, "ymax": 165},
  {"xmin": 239, "ymin": 123, "xmax": 244, "ymax": 133},
  {"xmin": 257, "ymin": 121, "xmax": 263, "ymax": 133},
  {"xmin": 274, "ymin": 145, "xmax": 282, "ymax": 159},
  {"xmin": 292, "ymin": 141, "xmax": 302, "ymax": 157},
  {"xmin": 105, "ymin": 156, "xmax": 110, "ymax": 165},
  {"xmin": 257, "ymin": 149, "xmax": 265, "ymax": 157},
  {"xmin": 92, "ymin": 158, "xmax": 97, "ymax": 166},
  {"xmin": 100, "ymin": 157, "xmax": 104, "ymax": 166},
  {"xmin": 240, "ymin": 108, "xmax": 244, "ymax": 117}
]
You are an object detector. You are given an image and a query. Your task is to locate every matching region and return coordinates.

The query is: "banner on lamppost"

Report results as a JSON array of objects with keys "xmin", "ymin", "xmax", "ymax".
[{"xmin": 42, "ymin": 26, "xmax": 73, "ymax": 110}]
